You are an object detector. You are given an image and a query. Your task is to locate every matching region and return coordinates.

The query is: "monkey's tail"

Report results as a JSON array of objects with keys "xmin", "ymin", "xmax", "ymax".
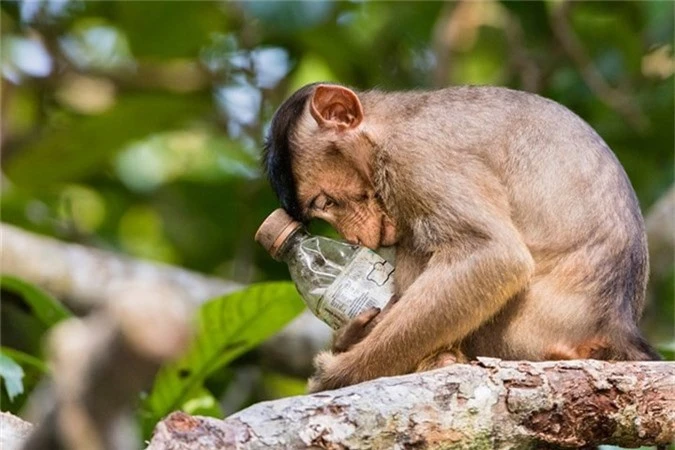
[{"xmin": 608, "ymin": 326, "xmax": 661, "ymax": 361}]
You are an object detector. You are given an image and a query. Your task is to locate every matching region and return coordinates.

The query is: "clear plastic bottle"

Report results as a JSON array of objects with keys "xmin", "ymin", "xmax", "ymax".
[{"xmin": 255, "ymin": 209, "xmax": 395, "ymax": 329}]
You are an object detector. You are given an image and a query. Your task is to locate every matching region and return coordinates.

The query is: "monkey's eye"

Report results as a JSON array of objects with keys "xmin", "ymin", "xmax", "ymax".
[{"xmin": 322, "ymin": 197, "xmax": 336, "ymax": 210}]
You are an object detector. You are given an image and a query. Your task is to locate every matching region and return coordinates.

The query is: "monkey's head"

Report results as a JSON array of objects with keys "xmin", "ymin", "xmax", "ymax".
[{"xmin": 263, "ymin": 83, "xmax": 397, "ymax": 250}]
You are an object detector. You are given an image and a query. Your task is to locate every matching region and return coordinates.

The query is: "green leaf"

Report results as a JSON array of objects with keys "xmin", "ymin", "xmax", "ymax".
[
  {"xmin": 143, "ymin": 282, "xmax": 304, "ymax": 426},
  {"xmin": 0, "ymin": 353, "xmax": 25, "ymax": 401},
  {"xmin": 0, "ymin": 347, "xmax": 48, "ymax": 374},
  {"xmin": 4, "ymin": 93, "xmax": 210, "ymax": 188},
  {"xmin": 115, "ymin": 2, "xmax": 224, "ymax": 59},
  {"xmin": 1, "ymin": 275, "xmax": 71, "ymax": 328},
  {"xmin": 0, "ymin": 347, "xmax": 48, "ymax": 413}
]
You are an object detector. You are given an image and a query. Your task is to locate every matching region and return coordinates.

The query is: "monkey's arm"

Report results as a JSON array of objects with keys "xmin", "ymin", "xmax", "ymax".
[{"xmin": 310, "ymin": 174, "xmax": 535, "ymax": 391}]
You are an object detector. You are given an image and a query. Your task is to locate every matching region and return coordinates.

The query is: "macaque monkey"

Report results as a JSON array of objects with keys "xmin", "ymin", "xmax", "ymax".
[{"xmin": 262, "ymin": 82, "xmax": 660, "ymax": 392}]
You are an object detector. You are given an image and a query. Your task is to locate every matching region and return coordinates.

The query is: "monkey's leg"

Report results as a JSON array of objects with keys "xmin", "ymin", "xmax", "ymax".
[{"xmin": 464, "ymin": 274, "xmax": 618, "ymax": 361}]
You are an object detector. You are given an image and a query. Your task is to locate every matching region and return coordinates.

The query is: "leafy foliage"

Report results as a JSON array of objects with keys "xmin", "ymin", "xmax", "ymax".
[
  {"xmin": 0, "ymin": 353, "xmax": 25, "ymax": 401},
  {"xmin": 1, "ymin": 275, "xmax": 72, "ymax": 328},
  {"xmin": 141, "ymin": 282, "xmax": 304, "ymax": 433},
  {"xmin": 5, "ymin": 94, "xmax": 211, "ymax": 188}
]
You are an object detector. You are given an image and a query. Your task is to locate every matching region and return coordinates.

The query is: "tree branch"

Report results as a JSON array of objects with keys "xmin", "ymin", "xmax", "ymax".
[
  {"xmin": 0, "ymin": 223, "xmax": 331, "ymax": 376},
  {"xmin": 148, "ymin": 359, "xmax": 674, "ymax": 449},
  {"xmin": 0, "ymin": 223, "xmax": 239, "ymax": 310}
]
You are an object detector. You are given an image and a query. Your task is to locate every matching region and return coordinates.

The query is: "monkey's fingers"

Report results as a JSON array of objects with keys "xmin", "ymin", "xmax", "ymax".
[
  {"xmin": 332, "ymin": 306, "xmax": 381, "ymax": 353},
  {"xmin": 380, "ymin": 294, "xmax": 400, "ymax": 315}
]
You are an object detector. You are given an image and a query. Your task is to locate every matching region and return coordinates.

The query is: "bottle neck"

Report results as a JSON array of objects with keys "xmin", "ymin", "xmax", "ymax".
[{"xmin": 276, "ymin": 226, "xmax": 308, "ymax": 261}]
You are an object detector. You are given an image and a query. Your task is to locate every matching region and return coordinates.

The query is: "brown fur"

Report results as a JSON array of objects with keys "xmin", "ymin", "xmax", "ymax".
[
  {"xmin": 279, "ymin": 83, "xmax": 658, "ymax": 392},
  {"xmin": 545, "ymin": 337, "xmax": 612, "ymax": 360}
]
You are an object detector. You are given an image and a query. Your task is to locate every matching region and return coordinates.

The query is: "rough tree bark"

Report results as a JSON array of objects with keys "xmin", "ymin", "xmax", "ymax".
[
  {"xmin": 148, "ymin": 359, "xmax": 674, "ymax": 449},
  {"xmin": 1, "ymin": 412, "xmax": 33, "ymax": 450}
]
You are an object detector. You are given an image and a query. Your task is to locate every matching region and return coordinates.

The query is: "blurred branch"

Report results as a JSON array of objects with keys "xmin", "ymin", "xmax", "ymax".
[
  {"xmin": 0, "ymin": 223, "xmax": 239, "ymax": 310},
  {"xmin": 549, "ymin": 1, "xmax": 648, "ymax": 130},
  {"xmin": 430, "ymin": 2, "xmax": 457, "ymax": 88},
  {"xmin": 503, "ymin": 12, "xmax": 543, "ymax": 93},
  {"xmin": 148, "ymin": 359, "xmax": 674, "ymax": 449},
  {"xmin": 0, "ymin": 223, "xmax": 330, "ymax": 375},
  {"xmin": 20, "ymin": 283, "xmax": 191, "ymax": 450}
]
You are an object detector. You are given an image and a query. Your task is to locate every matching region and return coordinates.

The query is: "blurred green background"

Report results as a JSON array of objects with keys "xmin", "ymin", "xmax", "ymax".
[{"xmin": 1, "ymin": 0, "xmax": 673, "ymax": 426}]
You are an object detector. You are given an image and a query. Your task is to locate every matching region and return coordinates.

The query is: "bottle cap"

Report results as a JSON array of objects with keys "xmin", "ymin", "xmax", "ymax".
[{"xmin": 255, "ymin": 208, "xmax": 302, "ymax": 260}]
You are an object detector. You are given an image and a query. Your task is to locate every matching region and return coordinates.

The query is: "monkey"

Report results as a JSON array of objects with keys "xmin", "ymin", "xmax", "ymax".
[{"xmin": 262, "ymin": 82, "xmax": 660, "ymax": 392}]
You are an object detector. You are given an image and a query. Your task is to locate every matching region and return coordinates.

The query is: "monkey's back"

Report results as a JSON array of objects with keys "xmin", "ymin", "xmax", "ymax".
[
  {"xmin": 373, "ymin": 86, "xmax": 652, "ymax": 359},
  {"xmin": 492, "ymin": 88, "xmax": 647, "ymax": 312},
  {"xmin": 498, "ymin": 89, "xmax": 650, "ymax": 358}
]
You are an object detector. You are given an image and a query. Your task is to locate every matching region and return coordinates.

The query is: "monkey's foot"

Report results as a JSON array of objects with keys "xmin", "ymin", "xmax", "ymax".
[
  {"xmin": 307, "ymin": 351, "xmax": 349, "ymax": 393},
  {"xmin": 415, "ymin": 347, "xmax": 468, "ymax": 372},
  {"xmin": 545, "ymin": 337, "xmax": 611, "ymax": 360}
]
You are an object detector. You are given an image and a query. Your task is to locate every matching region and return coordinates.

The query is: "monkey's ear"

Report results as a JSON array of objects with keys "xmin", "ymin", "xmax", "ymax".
[{"xmin": 310, "ymin": 85, "xmax": 364, "ymax": 130}]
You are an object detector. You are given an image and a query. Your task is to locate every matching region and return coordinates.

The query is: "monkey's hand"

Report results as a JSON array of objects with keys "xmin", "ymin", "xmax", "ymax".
[
  {"xmin": 332, "ymin": 307, "xmax": 381, "ymax": 354},
  {"xmin": 309, "ymin": 296, "xmax": 401, "ymax": 392},
  {"xmin": 332, "ymin": 295, "xmax": 400, "ymax": 354},
  {"xmin": 308, "ymin": 344, "xmax": 468, "ymax": 392}
]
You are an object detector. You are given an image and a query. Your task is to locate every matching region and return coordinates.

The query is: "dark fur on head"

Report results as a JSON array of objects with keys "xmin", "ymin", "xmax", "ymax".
[{"xmin": 263, "ymin": 82, "xmax": 323, "ymax": 221}]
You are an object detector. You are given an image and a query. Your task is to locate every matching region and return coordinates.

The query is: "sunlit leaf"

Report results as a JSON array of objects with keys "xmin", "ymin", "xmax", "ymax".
[
  {"xmin": 142, "ymin": 282, "xmax": 304, "ymax": 428},
  {"xmin": 181, "ymin": 387, "xmax": 223, "ymax": 418},
  {"xmin": 0, "ymin": 353, "xmax": 25, "ymax": 401},
  {"xmin": 59, "ymin": 20, "xmax": 135, "ymax": 72},
  {"xmin": 1, "ymin": 35, "xmax": 52, "ymax": 82},
  {"xmin": 0, "ymin": 347, "xmax": 48, "ymax": 414},
  {"xmin": 114, "ymin": 130, "xmax": 258, "ymax": 193}
]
